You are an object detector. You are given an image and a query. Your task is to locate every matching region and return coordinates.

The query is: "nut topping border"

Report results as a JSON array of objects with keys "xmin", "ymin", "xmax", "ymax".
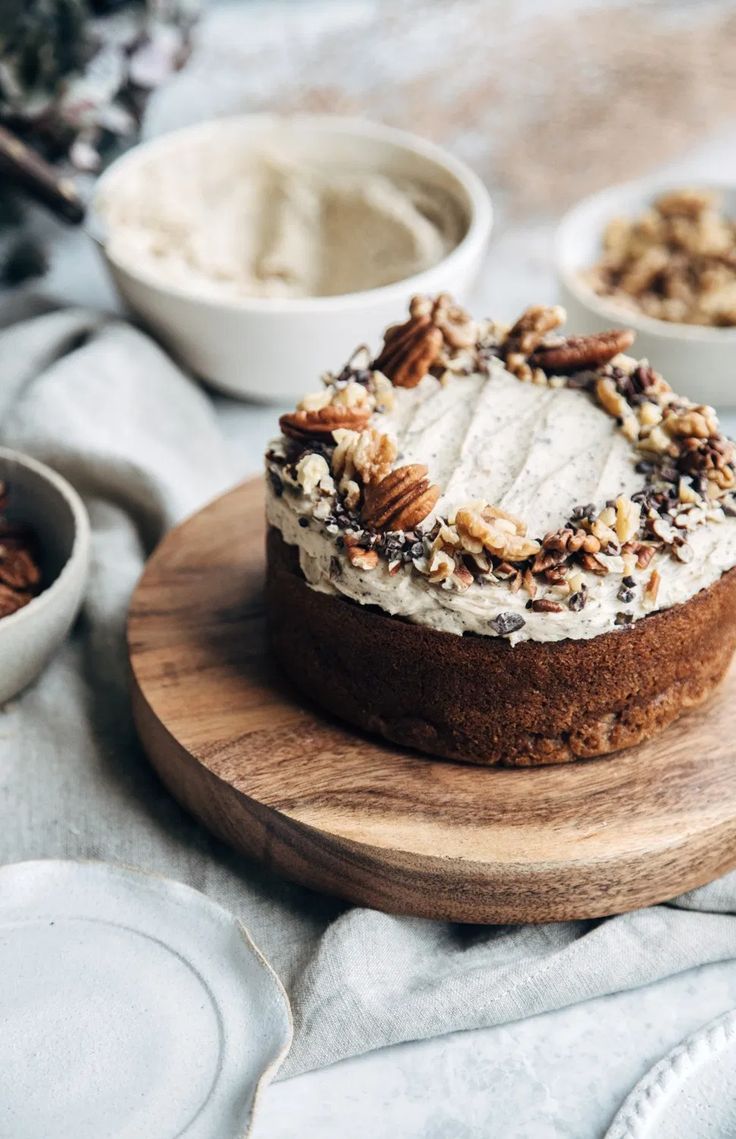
[{"xmin": 267, "ymin": 295, "xmax": 736, "ymax": 628}]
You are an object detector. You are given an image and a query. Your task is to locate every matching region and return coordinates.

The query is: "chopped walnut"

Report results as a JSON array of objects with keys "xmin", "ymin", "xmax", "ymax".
[
  {"xmin": 454, "ymin": 504, "xmax": 540, "ymax": 563},
  {"xmin": 331, "ymin": 381, "xmax": 374, "ymax": 412},
  {"xmin": 663, "ymin": 406, "xmax": 718, "ymax": 440},
  {"xmin": 427, "ymin": 546, "xmax": 456, "ymax": 583},
  {"xmin": 596, "ymin": 376, "xmax": 628, "ymax": 419},
  {"xmin": 371, "ymin": 373, "xmax": 395, "ymax": 412},
  {"xmin": 332, "ymin": 426, "xmax": 397, "ymax": 493},
  {"xmin": 295, "ymin": 453, "xmax": 335, "ymax": 496},
  {"xmin": 298, "ymin": 388, "xmax": 333, "ymax": 413},
  {"xmin": 586, "ymin": 188, "xmax": 736, "ymax": 327}
]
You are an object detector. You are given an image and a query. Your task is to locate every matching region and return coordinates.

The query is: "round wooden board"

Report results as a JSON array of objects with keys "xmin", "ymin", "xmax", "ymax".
[{"xmin": 128, "ymin": 479, "xmax": 736, "ymax": 924}]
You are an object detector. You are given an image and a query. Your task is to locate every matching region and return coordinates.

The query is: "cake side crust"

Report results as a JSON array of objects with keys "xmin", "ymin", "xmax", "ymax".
[{"xmin": 266, "ymin": 526, "xmax": 736, "ymax": 766}]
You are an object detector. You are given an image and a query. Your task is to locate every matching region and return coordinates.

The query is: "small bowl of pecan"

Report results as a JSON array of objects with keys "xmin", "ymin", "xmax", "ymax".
[
  {"xmin": 556, "ymin": 180, "xmax": 736, "ymax": 406},
  {"xmin": 0, "ymin": 448, "xmax": 89, "ymax": 705}
]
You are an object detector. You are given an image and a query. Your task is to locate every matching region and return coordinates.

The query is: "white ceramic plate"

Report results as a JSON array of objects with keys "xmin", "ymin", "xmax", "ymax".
[
  {"xmin": 0, "ymin": 860, "xmax": 292, "ymax": 1139},
  {"xmin": 605, "ymin": 1009, "xmax": 736, "ymax": 1139}
]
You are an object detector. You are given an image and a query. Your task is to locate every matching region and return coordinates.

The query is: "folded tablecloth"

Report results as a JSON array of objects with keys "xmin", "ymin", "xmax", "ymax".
[{"xmin": 1, "ymin": 295, "xmax": 736, "ymax": 1080}]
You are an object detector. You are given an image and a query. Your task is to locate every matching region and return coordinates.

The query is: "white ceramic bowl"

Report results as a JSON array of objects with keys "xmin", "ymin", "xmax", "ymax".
[
  {"xmin": 90, "ymin": 114, "xmax": 493, "ymax": 403},
  {"xmin": 0, "ymin": 448, "xmax": 89, "ymax": 704},
  {"xmin": 556, "ymin": 177, "xmax": 736, "ymax": 407}
]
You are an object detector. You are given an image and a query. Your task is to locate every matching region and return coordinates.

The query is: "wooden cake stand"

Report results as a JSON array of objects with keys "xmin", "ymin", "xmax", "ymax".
[{"xmin": 128, "ymin": 479, "xmax": 736, "ymax": 924}]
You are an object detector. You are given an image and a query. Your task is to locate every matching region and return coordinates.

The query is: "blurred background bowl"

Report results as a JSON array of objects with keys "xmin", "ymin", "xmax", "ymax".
[
  {"xmin": 90, "ymin": 114, "xmax": 493, "ymax": 404},
  {"xmin": 556, "ymin": 177, "xmax": 736, "ymax": 407},
  {"xmin": 0, "ymin": 449, "xmax": 89, "ymax": 704}
]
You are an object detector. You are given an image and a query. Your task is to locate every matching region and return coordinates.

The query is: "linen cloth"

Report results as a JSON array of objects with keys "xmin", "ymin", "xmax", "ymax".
[{"xmin": 2, "ymin": 296, "xmax": 736, "ymax": 1080}]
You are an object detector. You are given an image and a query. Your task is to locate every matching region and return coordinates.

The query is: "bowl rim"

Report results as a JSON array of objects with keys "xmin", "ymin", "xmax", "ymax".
[
  {"xmin": 89, "ymin": 112, "xmax": 493, "ymax": 313},
  {"xmin": 0, "ymin": 447, "xmax": 90, "ymax": 632},
  {"xmin": 555, "ymin": 174, "xmax": 736, "ymax": 343}
]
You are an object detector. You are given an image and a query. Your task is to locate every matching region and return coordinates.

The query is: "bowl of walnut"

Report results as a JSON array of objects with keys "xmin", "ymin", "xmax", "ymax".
[
  {"xmin": 0, "ymin": 448, "xmax": 89, "ymax": 705},
  {"xmin": 556, "ymin": 179, "xmax": 736, "ymax": 406}
]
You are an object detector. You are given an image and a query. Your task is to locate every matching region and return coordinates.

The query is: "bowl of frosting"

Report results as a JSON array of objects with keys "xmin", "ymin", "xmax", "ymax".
[{"xmin": 91, "ymin": 114, "xmax": 492, "ymax": 402}]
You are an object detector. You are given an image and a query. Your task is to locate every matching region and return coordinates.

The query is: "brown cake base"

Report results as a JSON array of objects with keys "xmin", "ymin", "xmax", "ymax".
[{"xmin": 266, "ymin": 527, "xmax": 736, "ymax": 766}]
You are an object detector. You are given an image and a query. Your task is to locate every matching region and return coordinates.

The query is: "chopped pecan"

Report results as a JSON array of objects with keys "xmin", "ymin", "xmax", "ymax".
[
  {"xmin": 632, "ymin": 543, "xmax": 656, "ymax": 570},
  {"xmin": 580, "ymin": 552, "xmax": 608, "ymax": 575},
  {"xmin": 542, "ymin": 526, "xmax": 590, "ymax": 555},
  {"xmin": 542, "ymin": 527, "xmax": 573, "ymax": 552},
  {"xmin": 529, "ymin": 328, "xmax": 635, "ymax": 374},
  {"xmin": 644, "ymin": 568, "xmax": 661, "ymax": 607},
  {"xmin": 596, "ymin": 376, "xmax": 629, "ymax": 419},
  {"xmin": 346, "ymin": 545, "xmax": 379, "ymax": 571},
  {"xmin": 361, "ymin": 464, "xmax": 440, "ymax": 531},
  {"xmin": 532, "ymin": 548, "xmax": 567, "ymax": 574},
  {"xmin": 531, "ymin": 598, "xmax": 563, "ymax": 613},
  {"xmin": 522, "ymin": 567, "xmax": 537, "ymax": 597},
  {"xmin": 678, "ymin": 434, "xmax": 734, "ymax": 476},
  {"xmin": 280, "ymin": 405, "xmax": 371, "ymax": 442}
]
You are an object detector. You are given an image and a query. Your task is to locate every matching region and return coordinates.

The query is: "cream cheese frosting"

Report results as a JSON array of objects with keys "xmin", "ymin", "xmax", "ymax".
[
  {"xmin": 379, "ymin": 369, "xmax": 644, "ymax": 534},
  {"xmin": 265, "ymin": 302, "xmax": 736, "ymax": 645}
]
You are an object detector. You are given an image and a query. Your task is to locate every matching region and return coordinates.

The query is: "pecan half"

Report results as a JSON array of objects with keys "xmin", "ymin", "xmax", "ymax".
[
  {"xmin": 280, "ymin": 405, "xmax": 371, "ymax": 442},
  {"xmin": 0, "ymin": 546, "xmax": 41, "ymax": 591},
  {"xmin": 0, "ymin": 583, "xmax": 31, "ymax": 618},
  {"xmin": 374, "ymin": 311, "xmax": 442, "ymax": 389},
  {"xmin": 373, "ymin": 294, "xmax": 477, "ymax": 387},
  {"xmin": 362, "ymin": 464, "xmax": 440, "ymax": 531},
  {"xmin": 529, "ymin": 328, "xmax": 635, "ymax": 373}
]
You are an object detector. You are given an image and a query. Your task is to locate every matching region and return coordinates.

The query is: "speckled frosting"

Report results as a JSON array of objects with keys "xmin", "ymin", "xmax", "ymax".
[{"xmin": 265, "ymin": 296, "xmax": 736, "ymax": 645}]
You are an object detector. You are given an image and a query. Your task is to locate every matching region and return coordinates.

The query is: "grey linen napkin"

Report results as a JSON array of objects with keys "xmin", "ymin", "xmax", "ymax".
[{"xmin": 1, "ymin": 295, "xmax": 736, "ymax": 1079}]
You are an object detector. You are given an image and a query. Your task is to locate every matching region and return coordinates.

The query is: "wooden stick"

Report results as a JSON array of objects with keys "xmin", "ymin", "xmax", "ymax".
[{"xmin": 0, "ymin": 126, "xmax": 85, "ymax": 224}]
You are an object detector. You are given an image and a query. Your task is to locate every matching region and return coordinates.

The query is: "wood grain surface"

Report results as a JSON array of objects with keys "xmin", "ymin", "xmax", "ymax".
[{"xmin": 127, "ymin": 478, "xmax": 736, "ymax": 924}]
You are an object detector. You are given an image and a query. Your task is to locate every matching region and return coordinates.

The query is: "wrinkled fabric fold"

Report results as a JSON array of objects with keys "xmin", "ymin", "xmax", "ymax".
[{"xmin": 1, "ymin": 295, "xmax": 735, "ymax": 1081}]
